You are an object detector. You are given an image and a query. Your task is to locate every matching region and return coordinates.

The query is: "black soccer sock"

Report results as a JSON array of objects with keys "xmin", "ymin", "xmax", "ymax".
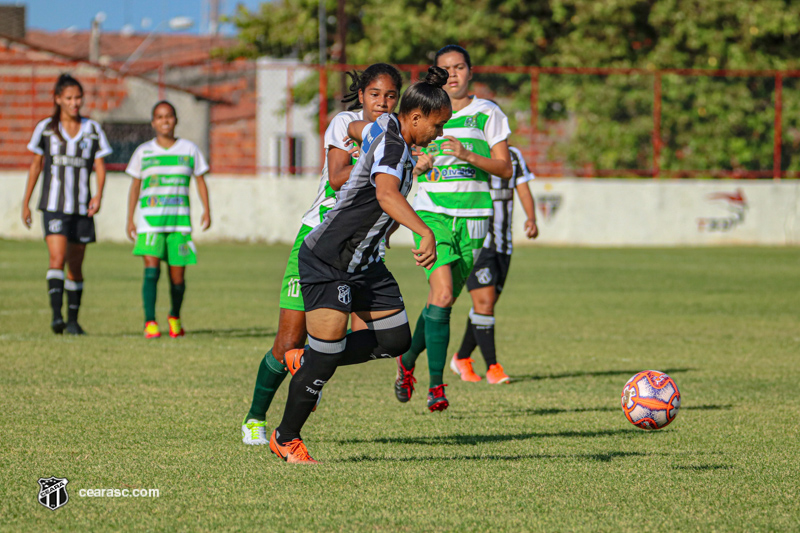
[
  {"xmin": 469, "ymin": 308, "xmax": 497, "ymax": 368},
  {"xmin": 246, "ymin": 349, "xmax": 288, "ymax": 421},
  {"xmin": 337, "ymin": 311, "xmax": 412, "ymax": 366},
  {"xmin": 143, "ymin": 267, "xmax": 160, "ymax": 323},
  {"xmin": 170, "ymin": 282, "xmax": 186, "ymax": 318},
  {"xmin": 456, "ymin": 316, "xmax": 478, "ymax": 359},
  {"xmin": 46, "ymin": 269, "xmax": 65, "ymax": 320},
  {"xmin": 275, "ymin": 335, "xmax": 344, "ymax": 443},
  {"xmin": 65, "ymin": 279, "xmax": 84, "ymax": 324}
]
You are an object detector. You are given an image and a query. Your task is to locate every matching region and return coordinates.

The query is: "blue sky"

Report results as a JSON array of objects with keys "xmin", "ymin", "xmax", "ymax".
[{"xmin": 21, "ymin": 0, "xmax": 264, "ymax": 35}]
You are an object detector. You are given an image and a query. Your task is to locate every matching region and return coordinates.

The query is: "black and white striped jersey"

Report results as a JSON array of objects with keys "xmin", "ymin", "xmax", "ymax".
[
  {"xmin": 27, "ymin": 117, "xmax": 112, "ymax": 215},
  {"xmin": 483, "ymin": 146, "xmax": 535, "ymax": 255},
  {"xmin": 304, "ymin": 114, "xmax": 415, "ymax": 273}
]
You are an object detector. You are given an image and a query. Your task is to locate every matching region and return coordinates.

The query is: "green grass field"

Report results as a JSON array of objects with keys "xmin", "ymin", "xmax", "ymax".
[{"xmin": 1, "ymin": 240, "xmax": 799, "ymax": 532}]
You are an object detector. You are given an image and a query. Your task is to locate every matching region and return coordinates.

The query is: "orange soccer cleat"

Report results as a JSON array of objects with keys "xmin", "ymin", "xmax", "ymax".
[
  {"xmin": 167, "ymin": 316, "xmax": 185, "ymax": 338},
  {"xmin": 449, "ymin": 354, "xmax": 482, "ymax": 382},
  {"xmin": 269, "ymin": 431, "xmax": 318, "ymax": 464},
  {"xmin": 486, "ymin": 363, "xmax": 510, "ymax": 384}
]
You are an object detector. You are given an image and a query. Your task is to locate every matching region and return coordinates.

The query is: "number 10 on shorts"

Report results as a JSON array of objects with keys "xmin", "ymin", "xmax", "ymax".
[{"xmin": 287, "ymin": 278, "xmax": 301, "ymax": 298}]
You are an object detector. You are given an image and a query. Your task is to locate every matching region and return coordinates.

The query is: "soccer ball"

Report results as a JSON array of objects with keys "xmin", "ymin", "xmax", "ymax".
[{"xmin": 621, "ymin": 370, "xmax": 681, "ymax": 430}]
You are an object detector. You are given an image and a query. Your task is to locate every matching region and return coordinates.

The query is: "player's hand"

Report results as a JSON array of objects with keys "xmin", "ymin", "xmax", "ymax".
[
  {"xmin": 21, "ymin": 204, "xmax": 32, "ymax": 229},
  {"xmin": 87, "ymin": 195, "xmax": 101, "ymax": 216},
  {"xmin": 343, "ymin": 137, "xmax": 360, "ymax": 159},
  {"xmin": 201, "ymin": 211, "xmax": 212, "ymax": 231},
  {"xmin": 525, "ymin": 218, "xmax": 539, "ymax": 239},
  {"xmin": 412, "ymin": 231, "xmax": 437, "ymax": 270},
  {"xmin": 385, "ymin": 221, "xmax": 399, "ymax": 249},
  {"xmin": 441, "ymin": 136, "xmax": 470, "ymax": 161},
  {"xmin": 411, "ymin": 147, "xmax": 435, "ymax": 178},
  {"xmin": 127, "ymin": 221, "xmax": 137, "ymax": 241}
]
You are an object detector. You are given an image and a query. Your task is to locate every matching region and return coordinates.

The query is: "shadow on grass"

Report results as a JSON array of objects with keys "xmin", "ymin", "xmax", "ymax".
[
  {"xmin": 336, "ymin": 450, "xmax": 652, "ymax": 464},
  {"xmin": 336, "ymin": 427, "xmax": 654, "ymax": 446},
  {"xmin": 511, "ymin": 367, "xmax": 694, "ymax": 383},
  {"xmin": 184, "ymin": 327, "xmax": 277, "ymax": 338},
  {"xmin": 683, "ymin": 404, "xmax": 733, "ymax": 411},
  {"xmin": 673, "ymin": 465, "xmax": 733, "ymax": 471},
  {"xmin": 508, "ymin": 404, "xmax": 732, "ymax": 417}
]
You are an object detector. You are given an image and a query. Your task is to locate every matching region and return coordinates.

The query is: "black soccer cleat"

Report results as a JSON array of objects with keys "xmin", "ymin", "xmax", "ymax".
[
  {"xmin": 394, "ymin": 358, "xmax": 416, "ymax": 403},
  {"xmin": 51, "ymin": 317, "xmax": 66, "ymax": 334},
  {"xmin": 65, "ymin": 321, "xmax": 86, "ymax": 336}
]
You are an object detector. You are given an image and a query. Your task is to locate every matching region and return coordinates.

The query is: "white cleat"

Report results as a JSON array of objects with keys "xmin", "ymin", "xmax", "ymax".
[{"xmin": 241, "ymin": 418, "xmax": 268, "ymax": 445}]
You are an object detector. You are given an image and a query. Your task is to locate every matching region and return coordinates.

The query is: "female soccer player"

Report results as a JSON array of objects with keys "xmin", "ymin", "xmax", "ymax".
[
  {"xmin": 21, "ymin": 73, "xmax": 112, "ymax": 335},
  {"xmin": 396, "ymin": 45, "xmax": 513, "ymax": 411},
  {"xmin": 268, "ymin": 66, "xmax": 451, "ymax": 463},
  {"xmin": 451, "ymin": 146, "xmax": 539, "ymax": 383},
  {"xmin": 241, "ymin": 64, "xmax": 406, "ymax": 445},
  {"xmin": 125, "ymin": 101, "xmax": 211, "ymax": 339}
]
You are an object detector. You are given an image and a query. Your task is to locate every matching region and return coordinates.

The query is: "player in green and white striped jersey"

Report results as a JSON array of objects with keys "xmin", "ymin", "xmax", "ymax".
[
  {"xmin": 241, "ymin": 64, "xmax": 405, "ymax": 445},
  {"xmin": 125, "ymin": 101, "xmax": 211, "ymax": 339},
  {"xmin": 397, "ymin": 45, "xmax": 514, "ymax": 411}
]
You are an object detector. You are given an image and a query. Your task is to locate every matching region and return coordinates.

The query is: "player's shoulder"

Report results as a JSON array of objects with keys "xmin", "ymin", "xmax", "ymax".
[
  {"xmin": 469, "ymin": 97, "xmax": 504, "ymax": 114},
  {"xmin": 32, "ymin": 117, "xmax": 53, "ymax": 137},
  {"xmin": 174, "ymin": 138, "xmax": 201, "ymax": 152},
  {"xmin": 132, "ymin": 138, "xmax": 157, "ymax": 153},
  {"xmin": 81, "ymin": 117, "xmax": 106, "ymax": 134},
  {"xmin": 508, "ymin": 146, "xmax": 524, "ymax": 160},
  {"xmin": 330, "ymin": 110, "xmax": 362, "ymax": 127}
]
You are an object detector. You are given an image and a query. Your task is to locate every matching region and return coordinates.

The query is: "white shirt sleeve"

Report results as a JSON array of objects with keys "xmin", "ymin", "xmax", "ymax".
[
  {"xmin": 324, "ymin": 112, "xmax": 354, "ymax": 153},
  {"xmin": 512, "ymin": 148, "xmax": 535, "ymax": 184},
  {"xmin": 484, "ymin": 105, "xmax": 512, "ymax": 149},
  {"xmin": 192, "ymin": 143, "xmax": 210, "ymax": 176},
  {"xmin": 94, "ymin": 122, "xmax": 113, "ymax": 159},
  {"xmin": 27, "ymin": 119, "xmax": 50, "ymax": 155},
  {"xmin": 125, "ymin": 144, "xmax": 144, "ymax": 179}
]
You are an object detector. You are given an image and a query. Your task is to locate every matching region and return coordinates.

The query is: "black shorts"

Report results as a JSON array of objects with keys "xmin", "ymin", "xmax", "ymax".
[
  {"xmin": 466, "ymin": 247, "xmax": 512, "ymax": 294},
  {"xmin": 298, "ymin": 243, "xmax": 405, "ymax": 313},
  {"xmin": 42, "ymin": 212, "xmax": 96, "ymax": 244}
]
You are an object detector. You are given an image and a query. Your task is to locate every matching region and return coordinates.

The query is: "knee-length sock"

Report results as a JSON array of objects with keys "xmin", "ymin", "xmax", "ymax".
[
  {"xmin": 143, "ymin": 267, "xmax": 159, "ymax": 323},
  {"xmin": 46, "ymin": 269, "xmax": 64, "ymax": 320},
  {"xmin": 170, "ymin": 281, "xmax": 185, "ymax": 318},
  {"xmin": 468, "ymin": 308, "xmax": 497, "ymax": 368},
  {"xmin": 246, "ymin": 349, "xmax": 289, "ymax": 421},
  {"xmin": 64, "ymin": 279, "xmax": 83, "ymax": 323},
  {"xmin": 401, "ymin": 307, "xmax": 427, "ymax": 370},
  {"xmin": 456, "ymin": 316, "xmax": 478, "ymax": 360},
  {"xmin": 424, "ymin": 304, "xmax": 451, "ymax": 387}
]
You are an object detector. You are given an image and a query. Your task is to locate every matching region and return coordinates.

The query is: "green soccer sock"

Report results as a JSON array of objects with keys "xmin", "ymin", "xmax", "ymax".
[
  {"xmin": 424, "ymin": 304, "xmax": 451, "ymax": 387},
  {"xmin": 246, "ymin": 349, "xmax": 289, "ymax": 421},
  {"xmin": 401, "ymin": 307, "xmax": 427, "ymax": 370},
  {"xmin": 142, "ymin": 267, "xmax": 160, "ymax": 324},
  {"xmin": 170, "ymin": 281, "xmax": 186, "ymax": 318}
]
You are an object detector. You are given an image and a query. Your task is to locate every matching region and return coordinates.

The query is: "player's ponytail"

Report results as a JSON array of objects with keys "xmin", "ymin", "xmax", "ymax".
[
  {"xmin": 398, "ymin": 66, "xmax": 451, "ymax": 117},
  {"xmin": 48, "ymin": 73, "xmax": 83, "ymax": 142},
  {"xmin": 341, "ymin": 63, "xmax": 403, "ymax": 111}
]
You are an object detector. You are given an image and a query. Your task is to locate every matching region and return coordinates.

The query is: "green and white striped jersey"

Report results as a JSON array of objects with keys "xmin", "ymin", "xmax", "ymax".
[
  {"xmin": 126, "ymin": 138, "xmax": 209, "ymax": 234},
  {"xmin": 414, "ymin": 97, "xmax": 511, "ymax": 218},
  {"xmin": 300, "ymin": 110, "xmax": 362, "ymax": 228}
]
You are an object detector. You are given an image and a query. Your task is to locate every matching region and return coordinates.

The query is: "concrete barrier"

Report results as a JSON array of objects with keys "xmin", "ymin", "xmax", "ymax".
[{"xmin": 2, "ymin": 171, "xmax": 799, "ymax": 246}]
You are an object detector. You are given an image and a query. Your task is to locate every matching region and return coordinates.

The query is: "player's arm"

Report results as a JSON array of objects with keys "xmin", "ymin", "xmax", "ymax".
[
  {"xmin": 88, "ymin": 158, "xmax": 106, "ymax": 216},
  {"xmin": 328, "ymin": 147, "xmax": 356, "ymax": 191},
  {"xmin": 516, "ymin": 181, "xmax": 539, "ymax": 239},
  {"xmin": 126, "ymin": 178, "xmax": 141, "ymax": 241},
  {"xmin": 21, "ymin": 154, "xmax": 44, "ymax": 229},
  {"xmin": 374, "ymin": 173, "xmax": 436, "ymax": 269},
  {"xmin": 195, "ymin": 174, "xmax": 212, "ymax": 230},
  {"xmin": 440, "ymin": 137, "xmax": 513, "ymax": 179},
  {"xmin": 347, "ymin": 120, "xmax": 370, "ymax": 143}
]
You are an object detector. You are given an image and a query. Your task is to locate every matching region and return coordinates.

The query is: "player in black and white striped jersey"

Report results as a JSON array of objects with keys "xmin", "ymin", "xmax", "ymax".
[
  {"xmin": 21, "ymin": 73, "xmax": 112, "ymax": 335},
  {"xmin": 450, "ymin": 146, "xmax": 539, "ymax": 383},
  {"xmin": 268, "ymin": 66, "xmax": 452, "ymax": 464}
]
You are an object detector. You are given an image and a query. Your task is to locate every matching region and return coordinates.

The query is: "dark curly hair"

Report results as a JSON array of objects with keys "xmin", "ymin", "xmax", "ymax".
[{"xmin": 341, "ymin": 63, "xmax": 403, "ymax": 111}]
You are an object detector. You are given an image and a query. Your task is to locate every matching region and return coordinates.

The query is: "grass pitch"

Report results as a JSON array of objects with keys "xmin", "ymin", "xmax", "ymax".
[{"xmin": 1, "ymin": 240, "xmax": 798, "ymax": 532}]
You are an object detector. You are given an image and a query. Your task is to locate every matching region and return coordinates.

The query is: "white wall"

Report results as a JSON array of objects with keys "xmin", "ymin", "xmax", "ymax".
[{"xmin": 3, "ymin": 172, "xmax": 799, "ymax": 246}]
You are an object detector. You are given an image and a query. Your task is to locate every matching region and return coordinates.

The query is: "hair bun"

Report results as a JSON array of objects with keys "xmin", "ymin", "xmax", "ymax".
[{"xmin": 424, "ymin": 66, "xmax": 448, "ymax": 89}]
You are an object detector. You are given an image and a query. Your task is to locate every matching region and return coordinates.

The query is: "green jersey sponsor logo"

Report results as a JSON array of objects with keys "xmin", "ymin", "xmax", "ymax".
[{"xmin": 141, "ymin": 155, "xmax": 194, "ymax": 171}]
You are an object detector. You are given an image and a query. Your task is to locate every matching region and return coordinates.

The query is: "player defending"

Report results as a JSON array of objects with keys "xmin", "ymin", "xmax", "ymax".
[
  {"xmin": 241, "ymin": 64, "xmax": 406, "ymax": 445},
  {"xmin": 21, "ymin": 73, "xmax": 112, "ymax": 335},
  {"xmin": 125, "ymin": 101, "xmax": 211, "ymax": 339},
  {"xmin": 396, "ymin": 45, "xmax": 513, "ymax": 411},
  {"xmin": 451, "ymin": 146, "xmax": 539, "ymax": 382},
  {"xmin": 269, "ymin": 66, "xmax": 451, "ymax": 463}
]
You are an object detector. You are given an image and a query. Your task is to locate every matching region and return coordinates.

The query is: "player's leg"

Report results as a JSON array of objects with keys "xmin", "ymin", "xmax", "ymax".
[
  {"xmin": 64, "ymin": 242, "xmax": 87, "ymax": 335},
  {"xmin": 44, "ymin": 227, "xmax": 68, "ymax": 333},
  {"xmin": 165, "ymin": 233, "xmax": 196, "ymax": 337},
  {"xmin": 452, "ymin": 250, "xmax": 495, "ymax": 382},
  {"xmin": 134, "ymin": 232, "xmax": 166, "ymax": 338}
]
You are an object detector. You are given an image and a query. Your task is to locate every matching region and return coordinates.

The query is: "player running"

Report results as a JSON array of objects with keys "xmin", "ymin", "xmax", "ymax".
[
  {"xmin": 269, "ymin": 66, "xmax": 451, "ymax": 464},
  {"xmin": 241, "ymin": 64, "xmax": 406, "ymax": 445},
  {"xmin": 396, "ymin": 45, "xmax": 514, "ymax": 411},
  {"xmin": 125, "ymin": 101, "xmax": 211, "ymax": 339},
  {"xmin": 451, "ymin": 146, "xmax": 539, "ymax": 383},
  {"xmin": 21, "ymin": 73, "xmax": 112, "ymax": 335}
]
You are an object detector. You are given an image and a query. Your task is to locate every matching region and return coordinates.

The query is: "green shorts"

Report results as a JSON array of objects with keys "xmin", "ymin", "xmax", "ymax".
[
  {"xmin": 412, "ymin": 212, "xmax": 489, "ymax": 299},
  {"xmin": 133, "ymin": 232, "xmax": 197, "ymax": 266},
  {"xmin": 279, "ymin": 223, "xmax": 313, "ymax": 311}
]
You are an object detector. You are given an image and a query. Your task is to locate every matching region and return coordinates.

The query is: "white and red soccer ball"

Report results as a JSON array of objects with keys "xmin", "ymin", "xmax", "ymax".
[{"xmin": 621, "ymin": 370, "xmax": 681, "ymax": 430}]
